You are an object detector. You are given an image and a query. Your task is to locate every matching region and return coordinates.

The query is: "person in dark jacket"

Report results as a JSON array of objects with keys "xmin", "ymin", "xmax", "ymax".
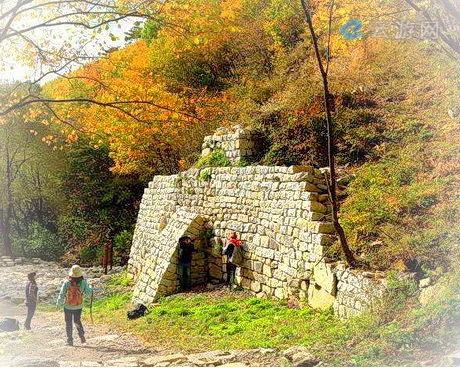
[
  {"xmin": 178, "ymin": 236, "xmax": 194, "ymax": 291},
  {"xmin": 24, "ymin": 271, "xmax": 38, "ymax": 331}
]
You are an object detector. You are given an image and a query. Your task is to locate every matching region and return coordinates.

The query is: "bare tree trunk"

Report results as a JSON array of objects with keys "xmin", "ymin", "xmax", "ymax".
[
  {"xmin": 300, "ymin": 0, "xmax": 356, "ymax": 266},
  {"xmin": 0, "ymin": 207, "xmax": 13, "ymax": 257},
  {"xmin": 2, "ymin": 145, "xmax": 14, "ymax": 257}
]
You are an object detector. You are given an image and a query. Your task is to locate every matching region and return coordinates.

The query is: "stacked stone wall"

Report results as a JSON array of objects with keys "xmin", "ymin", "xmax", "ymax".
[
  {"xmin": 201, "ymin": 125, "xmax": 259, "ymax": 164},
  {"xmin": 334, "ymin": 268, "xmax": 387, "ymax": 318},
  {"xmin": 128, "ymin": 165, "xmax": 388, "ymax": 318}
]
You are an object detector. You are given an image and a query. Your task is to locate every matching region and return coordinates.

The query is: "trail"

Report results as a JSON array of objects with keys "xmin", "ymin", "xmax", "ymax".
[
  {"xmin": 0, "ymin": 300, "xmax": 291, "ymax": 367},
  {"xmin": 0, "ymin": 300, "xmax": 158, "ymax": 367},
  {"xmin": 0, "ymin": 257, "xmax": 293, "ymax": 368}
]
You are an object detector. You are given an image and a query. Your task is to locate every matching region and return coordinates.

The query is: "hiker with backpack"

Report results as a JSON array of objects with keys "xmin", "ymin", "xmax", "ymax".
[
  {"xmin": 24, "ymin": 271, "xmax": 39, "ymax": 331},
  {"xmin": 56, "ymin": 265, "xmax": 92, "ymax": 346},
  {"xmin": 222, "ymin": 231, "xmax": 243, "ymax": 289}
]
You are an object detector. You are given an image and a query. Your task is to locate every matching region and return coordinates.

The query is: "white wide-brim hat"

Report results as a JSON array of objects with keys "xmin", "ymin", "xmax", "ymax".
[{"xmin": 69, "ymin": 265, "xmax": 83, "ymax": 278}]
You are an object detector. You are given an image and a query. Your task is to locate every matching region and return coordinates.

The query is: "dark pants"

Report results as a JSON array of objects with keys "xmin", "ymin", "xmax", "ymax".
[
  {"xmin": 24, "ymin": 303, "xmax": 36, "ymax": 330},
  {"xmin": 64, "ymin": 308, "xmax": 85, "ymax": 343},
  {"xmin": 227, "ymin": 262, "xmax": 237, "ymax": 287},
  {"xmin": 178, "ymin": 263, "xmax": 191, "ymax": 291}
]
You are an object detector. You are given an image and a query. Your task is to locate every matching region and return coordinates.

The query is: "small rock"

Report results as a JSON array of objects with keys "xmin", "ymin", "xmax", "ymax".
[
  {"xmin": 256, "ymin": 348, "xmax": 277, "ymax": 355},
  {"xmin": 11, "ymin": 359, "xmax": 60, "ymax": 367},
  {"xmin": 283, "ymin": 347, "xmax": 320, "ymax": 367},
  {"xmin": 419, "ymin": 277, "xmax": 431, "ymax": 288},
  {"xmin": 139, "ymin": 353, "xmax": 187, "ymax": 366},
  {"xmin": 448, "ymin": 107, "xmax": 460, "ymax": 119},
  {"xmin": 80, "ymin": 362, "xmax": 103, "ymax": 367},
  {"xmin": 105, "ymin": 356, "xmax": 140, "ymax": 367}
]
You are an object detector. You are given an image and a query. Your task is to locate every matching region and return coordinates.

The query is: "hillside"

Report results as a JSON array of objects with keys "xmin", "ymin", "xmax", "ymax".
[
  {"xmin": 26, "ymin": 0, "xmax": 459, "ymax": 274},
  {"xmin": 0, "ymin": 1, "xmax": 459, "ymax": 366}
]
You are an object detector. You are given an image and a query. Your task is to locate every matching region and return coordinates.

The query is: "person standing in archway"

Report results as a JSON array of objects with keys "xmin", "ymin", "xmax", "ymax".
[
  {"xmin": 223, "ymin": 231, "xmax": 242, "ymax": 289},
  {"xmin": 178, "ymin": 236, "xmax": 194, "ymax": 292}
]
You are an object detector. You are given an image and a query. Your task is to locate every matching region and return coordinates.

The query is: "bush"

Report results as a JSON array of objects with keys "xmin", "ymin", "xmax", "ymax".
[
  {"xmin": 196, "ymin": 149, "xmax": 231, "ymax": 168},
  {"xmin": 340, "ymin": 149, "xmax": 449, "ymax": 270},
  {"xmin": 113, "ymin": 230, "xmax": 133, "ymax": 265},
  {"xmin": 78, "ymin": 245, "xmax": 99, "ymax": 265},
  {"xmin": 12, "ymin": 222, "xmax": 65, "ymax": 261},
  {"xmin": 257, "ymin": 105, "xmax": 385, "ymax": 167},
  {"xmin": 199, "ymin": 169, "xmax": 212, "ymax": 181},
  {"xmin": 107, "ymin": 271, "xmax": 132, "ymax": 289}
]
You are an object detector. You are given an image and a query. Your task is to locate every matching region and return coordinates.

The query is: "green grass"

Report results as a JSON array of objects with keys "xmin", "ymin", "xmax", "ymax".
[
  {"xmin": 106, "ymin": 270, "xmax": 133, "ymax": 289},
  {"xmin": 88, "ymin": 276, "xmax": 459, "ymax": 366}
]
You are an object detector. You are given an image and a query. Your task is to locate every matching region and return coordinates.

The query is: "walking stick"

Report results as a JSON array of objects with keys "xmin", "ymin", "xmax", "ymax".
[{"xmin": 90, "ymin": 289, "xmax": 94, "ymax": 324}]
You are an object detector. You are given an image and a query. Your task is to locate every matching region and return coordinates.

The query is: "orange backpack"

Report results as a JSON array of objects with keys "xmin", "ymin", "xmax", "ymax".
[{"xmin": 66, "ymin": 281, "xmax": 83, "ymax": 306}]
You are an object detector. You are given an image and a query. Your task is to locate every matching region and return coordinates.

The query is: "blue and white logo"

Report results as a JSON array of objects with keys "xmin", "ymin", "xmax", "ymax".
[{"xmin": 340, "ymin": 19, "xmax": 364, "ymax": 40}]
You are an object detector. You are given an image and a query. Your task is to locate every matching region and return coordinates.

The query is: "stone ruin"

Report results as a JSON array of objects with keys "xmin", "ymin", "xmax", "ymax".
[
  {"xmin": 201, "ymin": 125, "xmax": 260, "ymax": 164},
  {"xmin": 128, "ymin": 126, "xmax": 387, "ymax": 319}
]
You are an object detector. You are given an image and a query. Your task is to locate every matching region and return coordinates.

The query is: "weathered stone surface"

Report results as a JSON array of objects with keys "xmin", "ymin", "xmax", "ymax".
[
  {"xmin": 307, "ymin": 284, "xmax": 336, "ymax": 310},
  {"xmin": 283, "ymin": 346, "xmax": 320, "ymax": 367},
  {"xmin": 201, "ymin": 125, "xmax": 260, "ymax": 164},
  {"xmin": 106, "ymin": 356, "xmax": 140, "ymax": 366},
  {"xmin": 419, "ymin": 276, "xmax": 450, "ymax": 306},
  {"xmin": 419, "ymin": 277, "xmax": 431, "ymax": 288},
  {"xmin": 312, "ymin": 262, "xmax": 337, "ymax": 295},
  {"xmin": 139, "ymin": 353, "xmax": 188, "ymax": 366},
  {"xmin": 9, "ymin": 359, "xmax": 60, "ymax": 367}
]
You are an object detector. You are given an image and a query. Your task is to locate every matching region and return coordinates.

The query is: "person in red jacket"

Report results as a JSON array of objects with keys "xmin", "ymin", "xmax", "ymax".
[
  {"xmin": 222, "ymin": 231, "xmax": 242, "ymax": 289},
  {"xmin": 24, "ymin": 271, "xmax": 38, "ymax": 331}
]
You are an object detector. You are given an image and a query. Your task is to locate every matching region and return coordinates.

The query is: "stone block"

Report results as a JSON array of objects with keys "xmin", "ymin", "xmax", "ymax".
[
  {"xmin": 302, "ymin": 201, "xmax": 327, "ymax": 213},
  {"xmin": 313, "ymin": 262, "xmax": 337, "ymax": 295},
  {"xmin": 274, "ymin": 288, "xmax": 285, "ymax": 299},
  {"xmin": 262, "ymin": 264, "xmax": 273, "ymax": 277},
  {"xmin": 307, "ymin": 284, "xmax": 336, "ymax": 310},
  {"xmin": 250, "ymin": 281, "xmax": 262, "ymax": 293},
  {"xmin": 288, "ymin": 165, "xmax": 315, "ymax": 174}
]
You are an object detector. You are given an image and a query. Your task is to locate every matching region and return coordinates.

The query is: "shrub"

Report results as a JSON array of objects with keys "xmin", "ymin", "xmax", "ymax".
[
  {"xmin": 12, "ymin": 222, "xmax": 65, "ymax": 261},
  {"xmin": 196, "ymin": 149, "xmax": 231, "ymax": 168},
  {"xmin": 78, "ymin": 245, "xmax": 100, "ymax": 265},
  {"xmin": 340, "ymin": 150, "xmax": 447, "ymax": 270},
  {"xmin": 107, "ymin": 271, "xmax": 132, "ymax": 289},
  {"xmin": 199, "ymin": 169, "xmax": 212, "ymax": 182},
  {"xmin": 257, "ymin": 106, "xmax": 385, "ymax": 167},
  {"xmin": 113, "ymin": 230, "xmax": 133, "ymax": 265}
]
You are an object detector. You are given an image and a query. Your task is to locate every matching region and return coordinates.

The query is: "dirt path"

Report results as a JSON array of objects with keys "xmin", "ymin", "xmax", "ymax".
[
  {"xmin": 0, "ymin": 263, "xmax": 307, "ymax": 367},
  {"xmin": 0, "ymin": 300, "xmax": 159, "ymax": 367},
  {"xmin": 0, "ymin": 301, "xmax": 292, "ymax": 367}
]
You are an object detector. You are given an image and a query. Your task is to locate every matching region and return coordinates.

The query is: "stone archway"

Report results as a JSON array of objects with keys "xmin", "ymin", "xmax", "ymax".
[
  {"xmin": 131, "ymin": 210, "xmax": 207, "ymax": 304},
  {"xmin": 128, "ymin": 126, "xmax": 390, "ymax": 319}
]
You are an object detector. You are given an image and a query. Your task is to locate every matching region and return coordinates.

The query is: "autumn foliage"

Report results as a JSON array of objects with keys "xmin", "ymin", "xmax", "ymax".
[{"xmin": 0, "ymin": 0, "xmax": 458, "ymax": 272}]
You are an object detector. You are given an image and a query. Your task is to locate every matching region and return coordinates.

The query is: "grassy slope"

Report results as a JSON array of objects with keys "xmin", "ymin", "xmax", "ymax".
[{"xmin": 88, "ymin": 272, "xmax": 459, "ymax": 366}]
